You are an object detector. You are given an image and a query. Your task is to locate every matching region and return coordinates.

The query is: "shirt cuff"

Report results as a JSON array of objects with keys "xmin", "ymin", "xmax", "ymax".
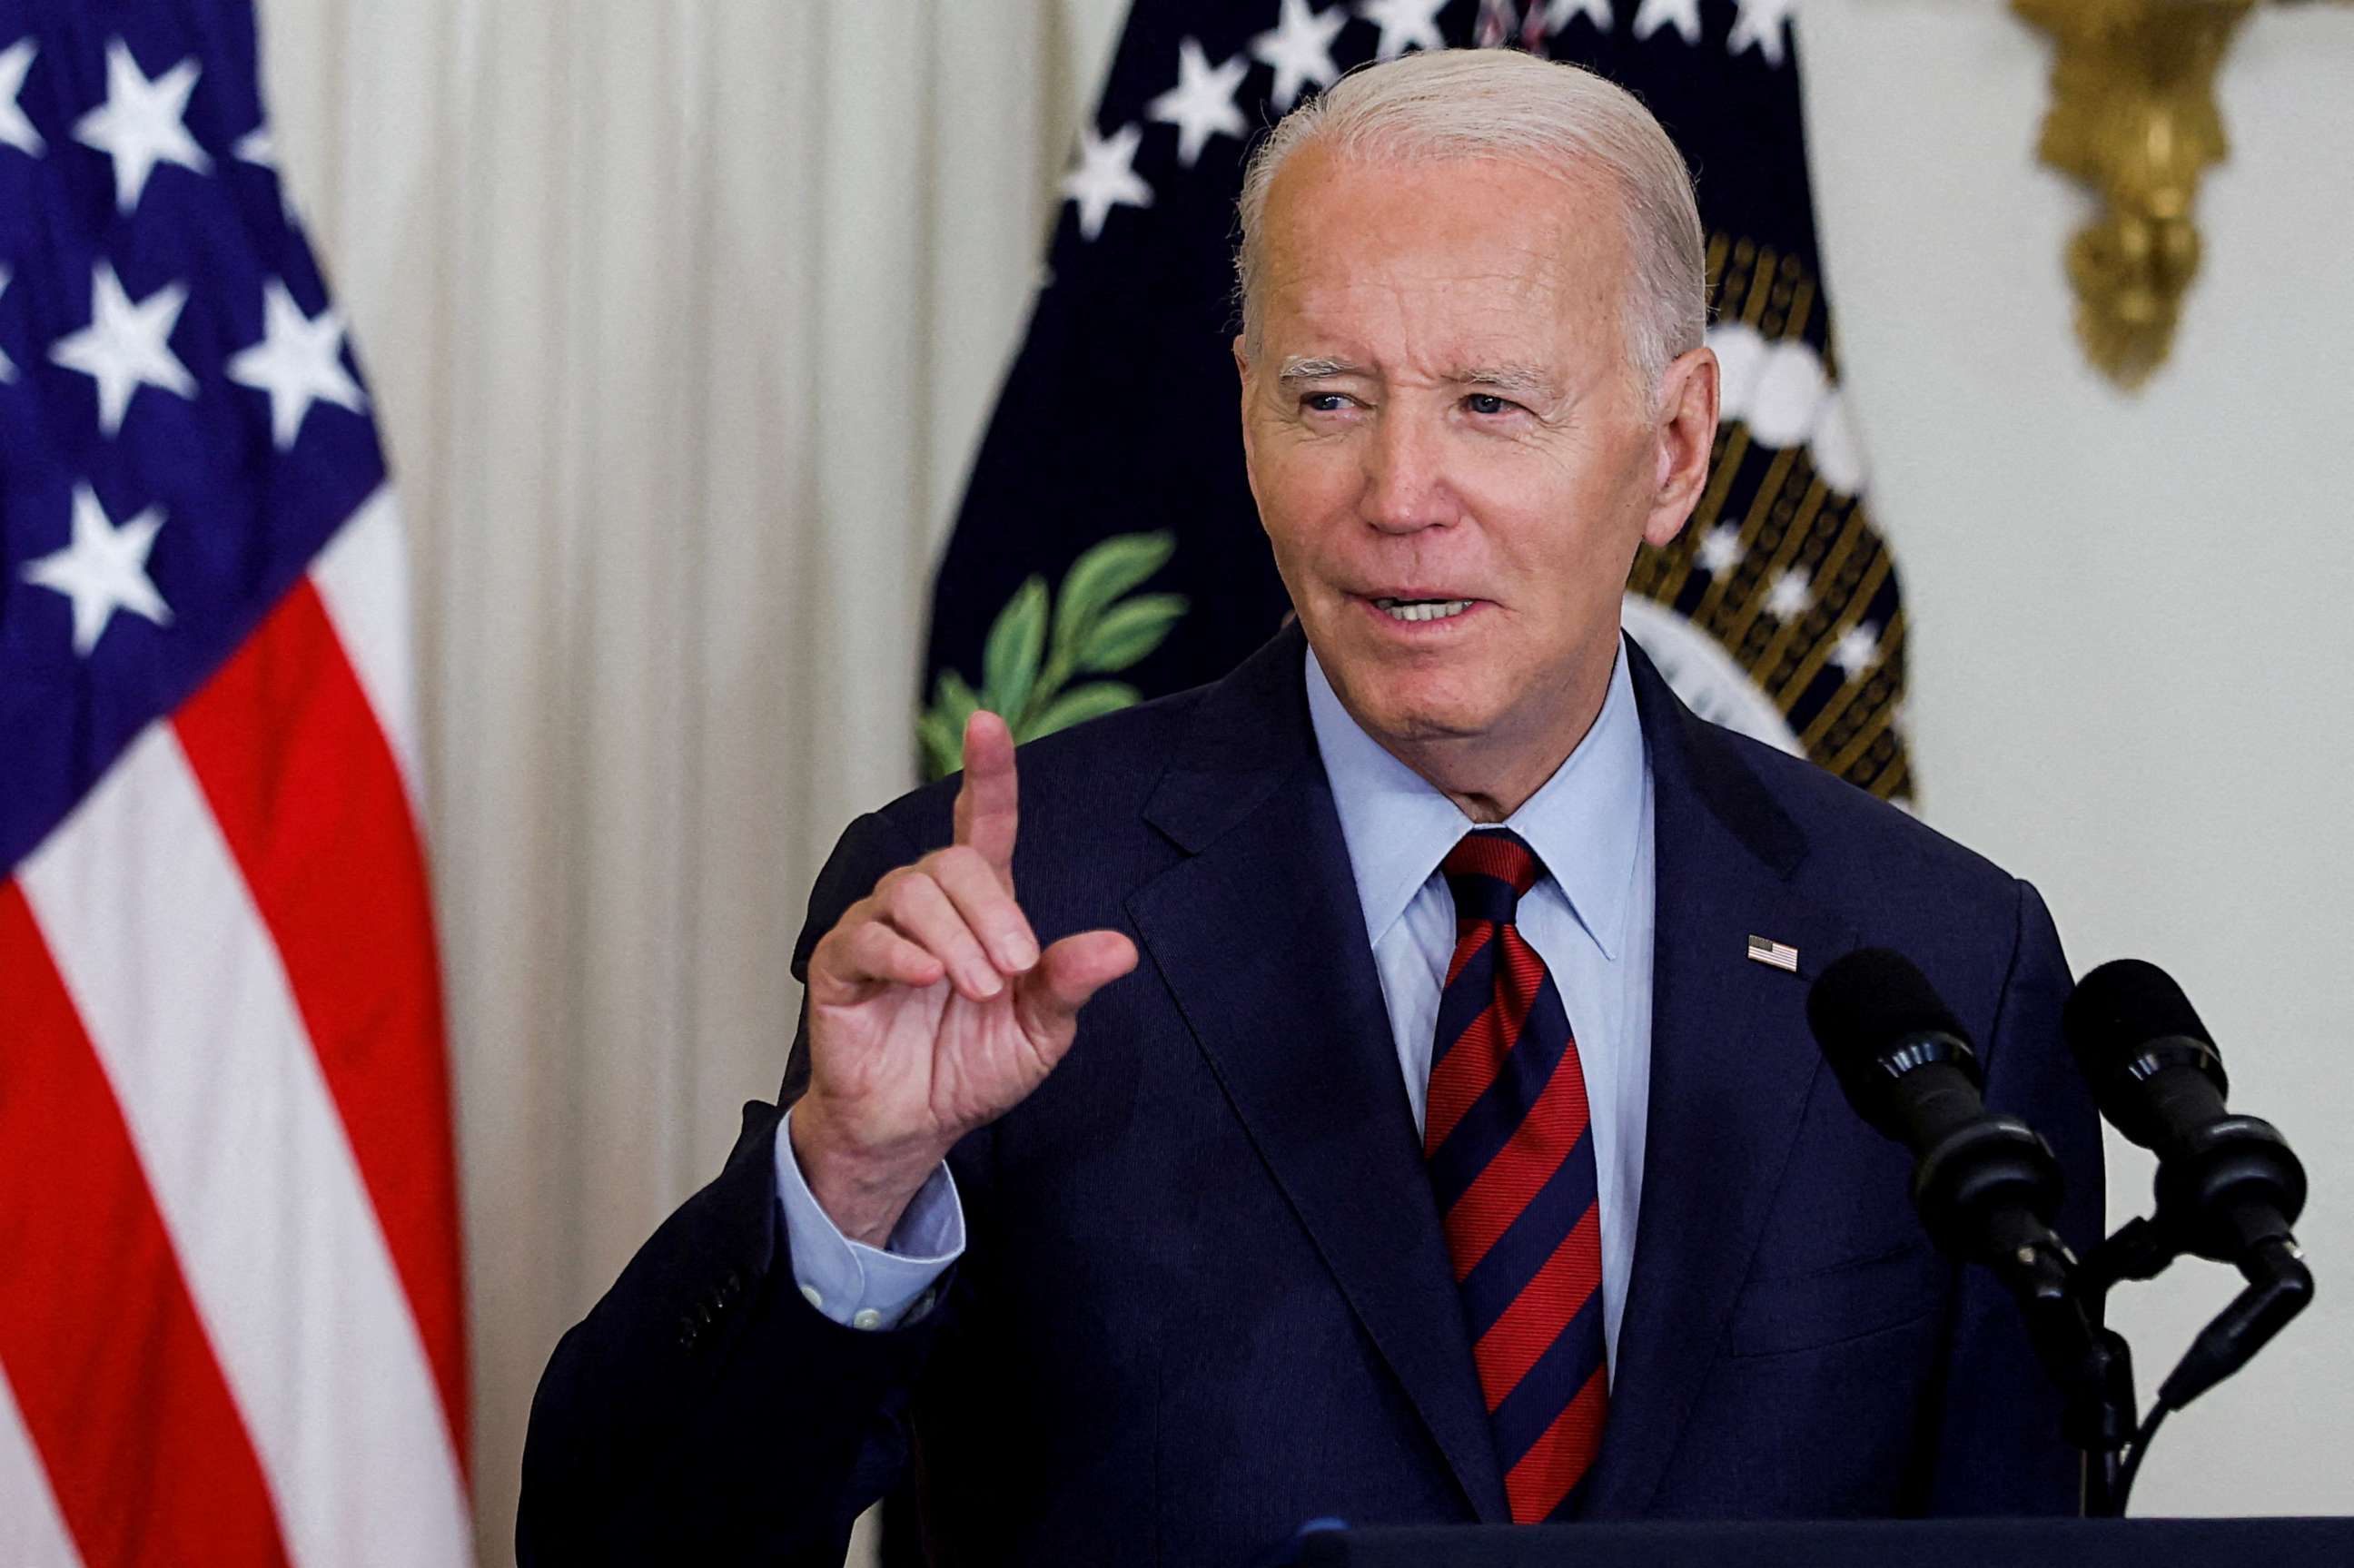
[{"xmin": 773, "ymin": 1106, "xmax": 964, "ymax": 1331}]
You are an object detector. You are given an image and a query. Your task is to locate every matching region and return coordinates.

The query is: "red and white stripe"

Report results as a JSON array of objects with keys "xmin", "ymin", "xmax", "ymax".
[{"xmin": 0, "ymin": 488, "xmax": 472, "ymax": 1566}]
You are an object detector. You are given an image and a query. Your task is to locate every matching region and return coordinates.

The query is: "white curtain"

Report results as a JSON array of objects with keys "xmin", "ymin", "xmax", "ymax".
[{"xmin": 252, "ymin": 0, "xmax": 1125, "ymax": 1553}]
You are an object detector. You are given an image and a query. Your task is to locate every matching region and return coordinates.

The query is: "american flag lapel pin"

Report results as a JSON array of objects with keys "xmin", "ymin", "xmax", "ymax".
[{"xmin": 1746, "ymin": 934, "xmax": 1800, "ymax": 973}]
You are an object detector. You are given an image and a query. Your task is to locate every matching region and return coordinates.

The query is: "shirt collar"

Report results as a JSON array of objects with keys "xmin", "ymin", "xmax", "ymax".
[{"xmin": 1304, "ymin": 638, "xmax": 1647, "ymax": 961}]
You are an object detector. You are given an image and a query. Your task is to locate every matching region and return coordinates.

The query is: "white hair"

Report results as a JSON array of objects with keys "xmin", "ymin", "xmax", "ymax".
[{"xmin": 1235, "ymin": 48, "xmax": 1706, "ymax": 398}]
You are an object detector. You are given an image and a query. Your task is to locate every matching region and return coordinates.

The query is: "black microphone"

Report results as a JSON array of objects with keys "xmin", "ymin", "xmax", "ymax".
[
  {"xmin": 2062, "ymin": 958, "xmax": 2307, "ymax": 1263},
  {"xmin": 2063, "ymin": 959, "xmax": 2313, "ymax": 1408},
  {"xmin": 1807, "ymin": 948, "xmax": 2072, "ymax": 1277}
]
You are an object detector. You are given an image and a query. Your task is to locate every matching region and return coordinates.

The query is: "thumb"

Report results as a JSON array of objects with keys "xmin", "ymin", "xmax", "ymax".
[{"xmin": 1015, "ymin": 930, "xmax": 1138, "ymax": 1041}]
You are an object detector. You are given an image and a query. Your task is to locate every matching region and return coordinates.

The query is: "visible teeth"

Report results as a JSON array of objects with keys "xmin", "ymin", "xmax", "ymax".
[{"xmin": 1375, "ymin": 597, "xmax": 1474, "ymax": 623}]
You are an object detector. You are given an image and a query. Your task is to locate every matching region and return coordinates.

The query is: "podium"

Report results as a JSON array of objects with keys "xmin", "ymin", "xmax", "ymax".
[{"xmin": 1290, "ymin": 1516, "xmax": 2354, "ymax": 1567}]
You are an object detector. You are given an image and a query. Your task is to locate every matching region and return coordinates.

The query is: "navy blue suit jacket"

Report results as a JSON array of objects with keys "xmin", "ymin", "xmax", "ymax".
[{"xmin": 519, "ymin": 626, "xmax": 2103, "ymax": 1565}]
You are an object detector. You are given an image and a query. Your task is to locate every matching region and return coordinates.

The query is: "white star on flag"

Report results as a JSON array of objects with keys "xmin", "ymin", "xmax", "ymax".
[
  {"xmin": 1696, "ymin": 521, "xmax": 1745, "ymax": 576},
  {"xmin": 50, "ymin": 261, "xmax": 197, "ymax": 437},
  {"xmin": 74, "ymin": 38, "xmax": 211, "ymax": 214},
  {"xmin": 19, "ymin": 483, "xmax": 173, "ymax": 656},
  {"xmin": 0, "ymin": 267, "xmax": 15, "ymax": 382},
  {"xmin": 1252, "ymin": 0, "xmax": 1347, "ymax": 112},
  {"xmin": 1148, "ymin": 38, "xmax": 1249, "ymax": 169},
  {"xmin": 1765, "ymin": 566, "xmax": 1812, "ymax": 621},
  {"xmin": 228, "ymin": 279, "xmax": 367, "ymax": 449},
  {"xmin": 1548, "ymin": 0, "xmax": 1616, "ymax": 34},
  {"xmin": 1, "ymin": 36, "xmax": 44, "ymax": 158},
  {"xmin": 1728, "ymin": 0, "xmax": 1795, "ymax": 67},
  {"xmin": 1632, "ymin": 0, "xmax": 1703, "ymax": 45},
  {"xmin": 1062, "ymin": 123, "xmax": 1152, "ymax": 242},
  {"xmin": 1831, "ymin": 622, "xmax": 1883, "ymax": 680},
  {"xmin": 1359, "ymin": 0, "xmax": 1448, "ymax": 60}
]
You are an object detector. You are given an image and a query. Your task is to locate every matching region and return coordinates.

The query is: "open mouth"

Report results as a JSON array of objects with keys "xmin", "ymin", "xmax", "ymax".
[{"xmin": 1370, "ymin": 596, "xmax": 1476, "ymax": 624}]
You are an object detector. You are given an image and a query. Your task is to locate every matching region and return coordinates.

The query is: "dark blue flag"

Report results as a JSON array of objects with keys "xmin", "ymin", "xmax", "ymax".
[{"xmin": 922, "ymin": 0, "xmax": 1913, "ymax": 802}]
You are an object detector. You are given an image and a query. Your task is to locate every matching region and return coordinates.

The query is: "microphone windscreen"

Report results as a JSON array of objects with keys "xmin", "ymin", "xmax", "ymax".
[
  {"xmin": 2062, "ymin": 958, "xmax": 2215, "ymax": 1071},
  {"xmin": 1806, "ymin": 947, "xmax": 1972, "ymax": 1082}
]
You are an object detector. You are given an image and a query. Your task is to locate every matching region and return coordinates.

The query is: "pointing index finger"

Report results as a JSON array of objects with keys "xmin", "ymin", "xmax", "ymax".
[{"xmin": 953, "ymin": 709, "xmax": 1018, "ymax": 887}]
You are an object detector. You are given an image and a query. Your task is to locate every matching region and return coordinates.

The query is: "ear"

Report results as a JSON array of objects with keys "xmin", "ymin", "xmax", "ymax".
[{"xmin": 1640, "ymin": 344, "xmax": 1720, "ymax": 549}]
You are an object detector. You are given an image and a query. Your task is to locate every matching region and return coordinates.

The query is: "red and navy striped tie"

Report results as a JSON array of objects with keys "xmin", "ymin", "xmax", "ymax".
[{"xmin": 1426, "ymin": 830, "xmax": 1608, "ymax": 1523}]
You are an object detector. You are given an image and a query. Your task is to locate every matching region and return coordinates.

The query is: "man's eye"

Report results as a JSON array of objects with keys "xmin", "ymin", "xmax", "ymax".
[
  {"xmin": 1465, "ymin": 393, "xmax": 1520, "ymax": 417},
  {"xmin": 1302, "ymin": 392, "xmax": 1353, "ymax": 413}
]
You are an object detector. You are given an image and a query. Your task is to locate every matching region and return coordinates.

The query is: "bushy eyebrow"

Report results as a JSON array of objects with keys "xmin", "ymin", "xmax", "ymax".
[
  {"xmin": 1277, "ymin": 356, "xmax": 1368, "ymax": 385},
  {"xmin": 1454, "ymin": 364, "xmax": 1562, "ymax": 403}
]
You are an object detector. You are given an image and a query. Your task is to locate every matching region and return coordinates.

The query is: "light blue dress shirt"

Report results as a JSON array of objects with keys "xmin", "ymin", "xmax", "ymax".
[
  {"xmin": 1305, "ymin": 644, "xmax": 1654, "ymax": 1372},
  {"xmin": 774, "ymin": 1115, "xmax": 961, "ymax": 1328},
  {"xmin": 777, "ymin": 642, "xmax": 1656, "ymax": 1356}
]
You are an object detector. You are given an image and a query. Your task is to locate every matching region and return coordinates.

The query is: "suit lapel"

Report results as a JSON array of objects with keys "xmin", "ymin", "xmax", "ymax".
[
  {"xmin": 1581, "ymin": 647, "xmax": 1856, "ymax": 1517},
  {"xmin": 1127, "ymin": 626, "xmax": 1509, "ymax": 1524}
]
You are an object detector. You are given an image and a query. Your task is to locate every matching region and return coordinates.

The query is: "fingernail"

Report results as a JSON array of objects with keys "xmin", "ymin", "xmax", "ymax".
[
  {"xmin": 971, "ymin": 968, "xmax": 1004, "ymax": 999},
  {"xmin": 999, "ymin": 933, "xmax": 1039, "ymax": 971}
]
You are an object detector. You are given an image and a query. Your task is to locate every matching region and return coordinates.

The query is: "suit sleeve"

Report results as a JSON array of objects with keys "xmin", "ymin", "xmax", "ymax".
[
  {"xmin": 517, "ymin": 810, "xmax": 954, "ymax": 1566},
  {"xmin": 1925, "ymin": 877, "xmax": 2107, "ymax": 1516}
]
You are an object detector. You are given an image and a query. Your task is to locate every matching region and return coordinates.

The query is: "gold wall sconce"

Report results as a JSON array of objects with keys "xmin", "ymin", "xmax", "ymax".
[{"xmin": 2012, "ymin": 0, "xmax": 2346, "ymax": 390}]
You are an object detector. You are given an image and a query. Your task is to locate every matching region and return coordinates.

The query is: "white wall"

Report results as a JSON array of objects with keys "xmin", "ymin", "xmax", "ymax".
[{"xmin": 1798, "ymin": 0, "xmax": 2354, "ymax": 1513}]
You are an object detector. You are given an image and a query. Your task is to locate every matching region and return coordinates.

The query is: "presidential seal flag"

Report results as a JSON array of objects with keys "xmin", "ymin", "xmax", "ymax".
[
  {"xmin": 925, "ymin": 0, "xmax": 1914, "ymax": 803},
  {"xmin": 0, "ymin": 5, "xmax": 472, "ymax": 1565}
]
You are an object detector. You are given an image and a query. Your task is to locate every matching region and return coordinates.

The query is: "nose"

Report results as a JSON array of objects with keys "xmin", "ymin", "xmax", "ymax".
[{"xmin": 1359, "ymin": 405, "xmax": 1453, "ymax": 535}]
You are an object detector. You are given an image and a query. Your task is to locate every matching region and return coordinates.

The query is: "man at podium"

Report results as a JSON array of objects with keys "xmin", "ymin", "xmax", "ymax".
[{"xmin": 519, "ymin": 48, "xmax": 2102, "ymax": 1564}]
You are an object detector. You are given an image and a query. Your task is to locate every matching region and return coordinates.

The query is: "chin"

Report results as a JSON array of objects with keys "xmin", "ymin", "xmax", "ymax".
[
  {"xmin": 1308, "ymin": 615, "xmax": 1505, "ymax": 740},
  {"xmin": 1340, "ymin": 674, "xmax": 1499, "ymax": 746}
]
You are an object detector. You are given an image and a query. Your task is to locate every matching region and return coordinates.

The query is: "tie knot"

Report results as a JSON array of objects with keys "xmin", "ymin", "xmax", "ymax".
[{"xmin": 1440, "ymin": 829, "xmax": 1543, "ymax": 925}]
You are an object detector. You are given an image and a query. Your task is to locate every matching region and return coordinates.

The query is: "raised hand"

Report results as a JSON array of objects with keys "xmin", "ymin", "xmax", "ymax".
[{"xmin": 790, "ymin": 711, "xmax": 1139, "ymax": 1247}]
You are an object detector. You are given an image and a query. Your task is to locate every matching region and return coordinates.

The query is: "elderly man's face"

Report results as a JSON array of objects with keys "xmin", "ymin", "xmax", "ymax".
[{"xmin": 1238, "ymin": 146, "xmax": 1715, "ymax": 774}]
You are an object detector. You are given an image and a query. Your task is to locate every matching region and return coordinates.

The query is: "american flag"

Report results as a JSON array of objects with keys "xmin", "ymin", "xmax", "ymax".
[{"xmin": 0, "ymin": 5, "xmax": 470, "ymax": 1564}]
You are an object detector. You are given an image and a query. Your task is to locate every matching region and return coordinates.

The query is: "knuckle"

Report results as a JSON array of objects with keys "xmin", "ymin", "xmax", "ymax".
[
  {"xmin": 885, "ymin": 876, "xmax": 932, "ymax": 922},
  {"xmin": 935, "ymin": 844, "xmax": 987, "ymax": 884},
  {"xmin": 815, "ymin": 920, "xmax": 871, "ymax": 967}
]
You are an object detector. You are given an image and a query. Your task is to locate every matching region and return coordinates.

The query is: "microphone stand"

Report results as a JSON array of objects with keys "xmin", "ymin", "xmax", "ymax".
[
  {"xmin": 1982, "ymin": 1213, "xmax": 2138, "ymax": 1516},
  {"xmin": 2051, "ymin": 1192, "xmax": 2314, "ymax": 1515}
]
